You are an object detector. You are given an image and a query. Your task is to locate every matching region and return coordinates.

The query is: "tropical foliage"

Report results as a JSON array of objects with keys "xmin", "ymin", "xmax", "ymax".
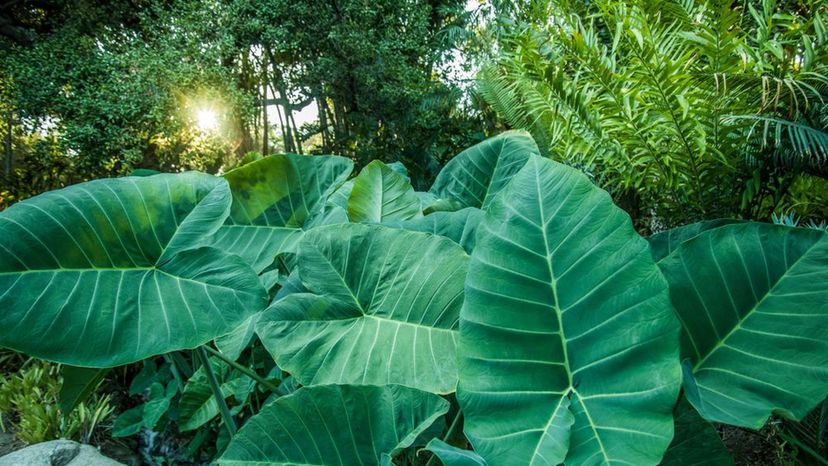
[
  {"xmin": 478, "ymin": 0, "xmax": 828, "ymax": 227},
  {"xmin": 0, "ymin": 132, "xmax": 825, "ymax": 464}
]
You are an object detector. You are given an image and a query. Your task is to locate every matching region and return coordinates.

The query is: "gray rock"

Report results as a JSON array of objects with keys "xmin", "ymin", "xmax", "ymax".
[{"xmin": 0, "ymin": 440, "xmax": 124, "ymax": 466}]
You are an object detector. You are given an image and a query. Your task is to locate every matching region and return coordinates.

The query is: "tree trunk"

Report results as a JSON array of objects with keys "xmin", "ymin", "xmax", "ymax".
[
  {"xmin": 317, "ymin": 96, "xmax": 330, "ymax": 151},
  {"xmin": 288, "ymin": 107, "xmax": 302, "ymax": 154},
  {"xmin": 261, "ymin": 53, "xmax": 269, "ymax": 156},
  {"xmin": 4, "ymin": 111, "xmax": 11, "ymax": 178}
]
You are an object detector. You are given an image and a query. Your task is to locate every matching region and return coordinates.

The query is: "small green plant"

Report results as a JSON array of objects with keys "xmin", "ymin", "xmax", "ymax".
[
  {"xmin": 0, "ymin": 360, "xmax": 113, "ymax": 444},
  {"xmin": 0, "ymin": 132, "xmax": 825, "ymax": 464}
]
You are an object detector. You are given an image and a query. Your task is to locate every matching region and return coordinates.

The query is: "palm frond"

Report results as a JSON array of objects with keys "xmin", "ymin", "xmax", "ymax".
[{"xmin": 729, "ymin": 114, "xmax": 828, "ymax": 175}]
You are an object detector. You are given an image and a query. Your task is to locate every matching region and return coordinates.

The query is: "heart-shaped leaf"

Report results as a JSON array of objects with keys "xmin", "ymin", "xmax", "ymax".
[
  {"xmin": 458, "ymin": 156, "xmax": 681, "ymax": 465},
  {"xmin": 648, "ymin": 219, "xmax": 744, "ymax": 262},
  {"xmin": 387, "ymin": 208, "xmax": 483, "ymax": 254},
  {"xmin": 348, "ymin": 160, "xmax": 422, "ymax": 223},
  {"xmin": 429, "ymin": 131, "xmax": 538, "ymax": 209},
  {"xmin": 0, "ymin": 173, "xmax": 267, "ymax": 367},
  {"xmin": 256, "ymin": 224, "xmax": 468, "ymax": 394},
  {"xmin": 212, "ymin": 153, "xmax": 353, "ymax": 272}
]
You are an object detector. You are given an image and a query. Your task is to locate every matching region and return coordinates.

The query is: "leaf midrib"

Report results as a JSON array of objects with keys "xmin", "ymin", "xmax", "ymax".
[
  {"xmin": 692, "ymin": 236, "xmax": 823, "ymax": 371},
  {"xmin": 307, "ymin": 240, "xmax": 458, "ymax": 331},
  {"xmin": 0, "ymin": 267, "xmax": 260, "ymax": 297}
]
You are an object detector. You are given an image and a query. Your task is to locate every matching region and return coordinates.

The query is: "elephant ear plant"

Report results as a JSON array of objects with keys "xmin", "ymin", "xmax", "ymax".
[{"xmin": 0, "ymin": 131, "xmax": 826, "ymax": 465}]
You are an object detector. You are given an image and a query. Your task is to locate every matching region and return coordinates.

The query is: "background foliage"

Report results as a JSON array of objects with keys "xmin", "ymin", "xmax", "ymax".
[{"xmin": 479, "ymin": 0, "xmax": 828, "ymax": 228}]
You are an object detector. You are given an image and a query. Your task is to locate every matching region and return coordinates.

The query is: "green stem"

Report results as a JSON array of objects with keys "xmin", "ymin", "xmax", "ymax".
[
  {"xmin": 172, "ymin": 351, "xmax": 193, "ymax": 378},
  {"xmin": 778, "ymin": 431, "xmax": 828, "ymax": 465},
  {"xmin": 195, "ymin": 346, "xmax": 237, "ymax": 437},
  {"xmin": 425, "ymin": 410, "xmax": 463, "ymax": 466},
  {"xmin": 163, "ymin": 354, "xmax": 185, "ymax": 393},
  {"xmin": 203, "ymin": 345, "xmax": 280, "ymax": 392}
]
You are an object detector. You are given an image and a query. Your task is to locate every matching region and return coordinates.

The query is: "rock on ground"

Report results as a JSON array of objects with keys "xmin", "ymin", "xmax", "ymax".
[{"xmin": 0, "ymin": 439, "xmax": 125, "ymax": 466}]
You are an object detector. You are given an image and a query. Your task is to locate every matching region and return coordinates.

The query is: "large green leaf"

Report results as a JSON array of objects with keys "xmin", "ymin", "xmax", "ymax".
[
  {"xmin": 348, "ymin": 160, "xmax": 422, "ymax": 223},
  {"xmin": 218, "ymin": 384, "xmax": 449, "ymax": 466},
  {"xmin": 327, "ymin": 179, "xmax": 354, "ymax": 211},
  {"xmin": 648, "ymin": 219, "xmax": 745, "ymax": 262},
  {"xmin": 256, "ymin": 224, "xmax": 468, "ymax": 394},
  {"xmin": 429, "ymin": 131, "xmax": 539, "ymax": 209},
  {"xmin": 210, "ymin": 226, "xmax": 302, "ymax": 273},
  {"xmin": 387, "ymin": 208, "xmax": 483, "ymax": 254},
  {"xmin": 223, "ymin": 153, "xmax": 352, "ymax": 226},
  {"xmin": 178, "ymin": 358, "xmax": 254, "ymax": 431},
  {"xmin": 424, "ymin": 439, "xmax": 487, "ymax": 466},
  {"xmin": 59, "ymin": 366, "xmax": 110, "ymax": 413},
  {"xmin": 0, "ymin": 173, "xmax": 267, "ymax": 367},
  {"xmin": 658, "ymin": 223, "xmax": 828, "ymax": 427},
  {"xmin": 212, "ymin": 153, "xmax": 352, "ymax": 272},
  {"xmin": 215, "ymin": 314, "xmax": 259, "ymax": 361},
  {"xmin": 659, "ymin": 397, "xmax": 733, "ymax": 466},
  {"xmin": 457, "ymin": 157, "xmax": 681, "ymax": 465}
]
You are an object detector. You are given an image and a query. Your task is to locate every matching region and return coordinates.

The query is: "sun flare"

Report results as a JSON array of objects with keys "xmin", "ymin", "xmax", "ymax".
[{"xmin": 195, "ymin": 108, "xmax": 218, "ymax": 132}]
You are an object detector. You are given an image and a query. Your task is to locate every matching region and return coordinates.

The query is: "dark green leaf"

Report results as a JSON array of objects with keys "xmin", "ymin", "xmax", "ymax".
[
  {"xmin": 59, "ymin": 366, "xmax": 109, "ymax": 413},
  {"xmin": 658, "ymin": 223, "xmax": 828, "ymax": 427},
  {"xmin": 659, "ymin": 397, "xmax": 733, "ymax": 465},
  {"xmin": 649, "ymin": 219, "xmax": 745, "ymax": 262},
  {"xmin": 218, "ymin": 384, "xmax": 449, "ymax": 466}
]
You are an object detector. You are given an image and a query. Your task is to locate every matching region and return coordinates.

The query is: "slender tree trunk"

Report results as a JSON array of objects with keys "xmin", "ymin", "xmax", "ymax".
[
  {"xmin": 261, "ymin": 53, "xmax": 269, "ymax": 156},
  {"xmin": 237, "ymin": 50, "xmax": 256, "ymax": 157},
  {"xmin": 267, "ymin": 80, "xmax": 290, "ymax": 153},
  {"xmin": 277, "ymin": 81, "xmax": 297, "ymax": 153},
  {"xmin": 288, "ymin": 108, "xmax": 302, "ymax": 154},
  {"xmin": 4, "ymin": 111, "xmax": 11, "ymax": 177},
  {"xmin": 265, "ymin": 76, "xmax": 293, "ymax": 152},
  {"xmin": 317, "ymin": 96, "xmax": 330, "ymax": 150}
]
